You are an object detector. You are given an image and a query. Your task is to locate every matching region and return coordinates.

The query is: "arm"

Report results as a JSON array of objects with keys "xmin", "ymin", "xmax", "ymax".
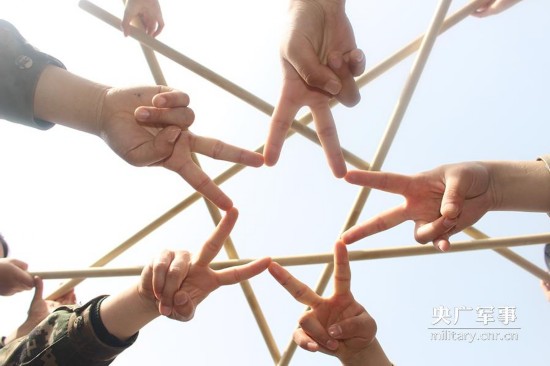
[
  {"xmin": 2, "ymin": 21, "xmax": 263, "ymax": 210},
  {"xmin": 264, "ymin": 0, "xmax": 365, "ymax": 178},
  {"xmin": 342, "ymin": 160, "xmax": 550, "ymax": 251},
  {"xmin": 34, "ymin": 65, "xmax": 264, "ymax": 210},
  {"xmin": 99, "ymin": 208, "xmax": 271, "ymax": 341},
  {"xmin": 269, "ymin": 241, "xmax": 391, "ymax": 366}
]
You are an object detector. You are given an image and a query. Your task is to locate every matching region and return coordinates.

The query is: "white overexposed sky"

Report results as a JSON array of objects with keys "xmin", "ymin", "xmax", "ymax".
[{"xmin": 0, "ymin": 0, "xmax": 549, "ymax": 365}]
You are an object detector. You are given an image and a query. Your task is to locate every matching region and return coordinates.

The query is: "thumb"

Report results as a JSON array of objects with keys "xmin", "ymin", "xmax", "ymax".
[
  {"xmin": 440, "ymin": 171, "xmax": 468, "ymax": 220},
  {"xmin": 31, "ymin": 277, "xmax": 44, "ymax": 303},
  {"xmin": 286, "ymin": 46, "xmax": 342, "ymax": 95},
  {"xmin": 171, "ymin": 291, "xmax": 196, "ymax": 322}
]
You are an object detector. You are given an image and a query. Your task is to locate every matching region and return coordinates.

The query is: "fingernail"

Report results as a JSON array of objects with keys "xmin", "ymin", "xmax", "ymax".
[
  {"xmin": 328, "ymin": 325, "xmax": 342, "ymax": 337},
  {"xmin": 326, "ymin": 339, "xmax": 339, "ymax": 350},
  {"xmin": 329, "ymin": 55, "xmax": 342, "ymax": 69},
  {"xmin": 175, "ymin": 295, "xmax": 188, "ymax": 306},
  {"xmin": 156, "ymin": 96, "xmax": 166, "ymax": 107},
  {"xmin": 167, "ymin": 128, "xmax": 182, "ymax": 143},
  {"xmin": 160, "ymin": 305, "xmax": 172, "ymax": 316},
  {"xmin": 325, "ymin": 79, "xmax": 341, "ymax": 95},
  {"xmin": 136, "ymin": 109, "xmax": 150, "ymax": 120}
]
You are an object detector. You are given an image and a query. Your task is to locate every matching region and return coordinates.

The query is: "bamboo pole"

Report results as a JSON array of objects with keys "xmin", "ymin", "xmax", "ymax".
[
  {"xmin": 277, "ymin": 0, "xmax": 453, "ymax": 363},
  {"xmin": 32, "ymin": 232, "xmax": 550, "ymax": 281},
  {"xmin": 463, "ymin": 227, "xmax": 550, "ymax": 283},
  {"xmin": 78, "ymin": 0, "xmax": 368, "ymax": 170},
  {"xmin": 355, "ymin": 0, "xmax": 487, "ymax": 88}
]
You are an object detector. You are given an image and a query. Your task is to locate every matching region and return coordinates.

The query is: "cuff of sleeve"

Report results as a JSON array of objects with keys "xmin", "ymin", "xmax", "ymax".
[
  {"xmin": 0, "ymin": 20, "xmax": 65, "ymax": 130},
  {"xmin": 67, "ymin": 295, "xmax": 137, "ymax": 362}
]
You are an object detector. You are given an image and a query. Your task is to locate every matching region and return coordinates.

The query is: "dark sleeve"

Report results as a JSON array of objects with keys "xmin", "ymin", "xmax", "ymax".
[
  {"xmin": 0, "ymin": 19, "xmax": 66, "ymax": 130},
  {"xmin": 0, "ymin": 296, "xmax": 138, "ymax": 365}
]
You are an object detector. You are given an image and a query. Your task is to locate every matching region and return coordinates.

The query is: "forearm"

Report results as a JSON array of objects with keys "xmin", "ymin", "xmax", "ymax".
[
  {"xmin": 341, "ymin": 338, "xmax": 392, "ymax": 366},
  {"xmin": 99, "ymin": 284, "xmax": 159, "ymax": 341},
  {"xmin": 33, "ymin": 65, "xmax": 109, "ymax": 135},
  {"xmin": 487, "ymin": 160, "xmax": 550, "ymax": 212}
]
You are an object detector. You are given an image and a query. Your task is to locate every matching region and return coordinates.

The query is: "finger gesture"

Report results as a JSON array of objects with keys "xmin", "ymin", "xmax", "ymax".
[
  {"xmin": 140, "ymin": 208, "xmax": 271, "ymax": 321},
  {"xmin": 101, "ymin": 86, "xmax": 264, "ymax": 211},
  {"xmin": 264, "ymin": 0, "xmax": 365, "ymax": 178},
  {"xmin": 269, "ymin": 241, "xmax": 379, "ymax": 364},
  {"xmin": 342, "ymin": 164, "xmax": 493, "ymax": 251}
]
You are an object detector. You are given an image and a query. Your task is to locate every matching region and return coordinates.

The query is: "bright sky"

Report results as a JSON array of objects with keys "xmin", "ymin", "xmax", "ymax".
[{"xmin": 0, "ymin": 0, "xmax": 549, "ymax": 365}]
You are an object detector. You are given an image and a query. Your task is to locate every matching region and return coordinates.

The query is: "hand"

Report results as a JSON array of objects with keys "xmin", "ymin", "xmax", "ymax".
[
  {"xmin": 100, "ymin": 86, "xmax": 264, "ymax": 210},
  {"xmin": 122, "ymin": 0, "xmax": 164, "ymax": 37},
  {"xmin": 24, "ymin": 277, "xmax": 76, "ymax": 329},
  {"xmin": 0, "ymin": 258, "xmax": 34, "ymax": 296},
  {"xmin": 2, "ymin": 277, "xmax": 76, "ymax": 345},
  {"xmin": 139, "ymin": 208, "xmax": 271, "ymax": 321},
  {"xmin": 269, "ymin": 241, "xmax": 383, "ymax": 365},
  {"xmin": 471, "ymin": 0, "xmax": 523, "ymax": 17},
  {"xmin": 264, "ymin": 0, "xmax": 365, "ymax": 178},
  {"xmin": 341, "ymin": 163, "xmax": 494, "ymax": 251}
]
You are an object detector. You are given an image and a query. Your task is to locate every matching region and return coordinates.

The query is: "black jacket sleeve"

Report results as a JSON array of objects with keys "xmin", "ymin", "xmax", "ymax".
[{"xmin": 0, "ymin": 19, "xmax": 66, "ymax": 130}]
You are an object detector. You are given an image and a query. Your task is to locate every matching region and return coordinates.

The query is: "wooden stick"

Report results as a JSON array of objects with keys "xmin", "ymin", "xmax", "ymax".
[
  {"xmin": 78, "ymin": 0, "xmax": 368, "ymax": 171},
  {"xmin": 463, "ymin": 227, "xmax": 550, "ymax": 283},
  {"xmin": 32, "ymin": 232, "xmax": 550, "ymax": 281},
  {"xmin": 199, "ymin": 161, "xmax": 280, "ymax": 362}
]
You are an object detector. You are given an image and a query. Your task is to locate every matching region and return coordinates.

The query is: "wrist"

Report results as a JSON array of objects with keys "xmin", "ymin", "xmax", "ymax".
[
  {"xmin": 340, "ymin": 338, "xmax": 392, "ymax": 366},
  {"xmin": 487, "ymin": 160, "xmax": 550, "ymax": 212},
  {"xmin": 34, "ymin": 66, "xmax": 109, "ymax": 135},
  {"xmin": 99, "ymin": 284, "xmax": 159, "ymax": 341}
]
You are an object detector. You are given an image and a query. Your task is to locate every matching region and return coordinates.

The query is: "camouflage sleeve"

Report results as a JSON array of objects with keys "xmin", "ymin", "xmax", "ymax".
[
  {"xmin": 0, "ymin": 19, "xmax": 65, "ymax": 130},
  {"xmin": 0, "ymin": 295, "xmax": 137, "ymax": 366}
]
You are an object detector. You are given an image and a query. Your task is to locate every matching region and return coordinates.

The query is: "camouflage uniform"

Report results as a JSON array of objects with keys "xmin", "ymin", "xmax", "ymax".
[
  {"xmin": 0, "ymin": 19, "xmax": 65, "ymax": 129},
  {"xmin": 0, "ymin": 296, "xmax": 137, "ymax": 365}
]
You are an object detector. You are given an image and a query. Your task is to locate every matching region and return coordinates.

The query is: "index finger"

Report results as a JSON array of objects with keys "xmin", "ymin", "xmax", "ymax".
[
  {"xmin": 341, "ymin": 204, "xmax": 408, "ymax": 244},
  {"xmin": 310, "ymin": 105, "xmax": 346, "ymax": 178},
  {"xmin": 345, "ymin": 170, "xmax": 412, "ymax": 195},
  {"xmin": 268, "ymin": 262, "xmax": 322, "ymax": 308},
  {"xmin": 264, "ymin": 95, "xmax": 301, "ymax": 167},
  {"xmin": 194, "ymin": 208, "xmax": 239, "ymax": 267},
  {"xmin": 333, "ymin": 241, "xmax": 351, "ymax": 296}
]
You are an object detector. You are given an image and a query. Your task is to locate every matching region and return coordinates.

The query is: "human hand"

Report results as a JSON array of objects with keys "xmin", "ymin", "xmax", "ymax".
[
  {"xmin": 139, "ymin": 208, "xmax": 271, "ymax": 321},
  {"xmin": 342, "ymin": 163, "xmax": 494, "ymax": 251},
  {"xmin": 471, "ymin": 0, "xmax": 523, "ymax": 17},
  {"xmin": 264, "ymin": 0, "xmax": 365, "ymax": 178},
  {"xmin": 269, "ymin": 241, "xmax": 383, "ymax": 365},
  {"xmin": 2, "ymin": 277, "xmax": 76, "ymax": 344},
  {"xmin": 100, "ymin": 86, "xmax": 264, "ymax": 210},
  {"xmin": 122, "ymin": 0, "xmax": 164, "ymax": 37},
  {"xmin": 0, "ymin": 258, "xmax": 34, "ymax": 296},
  {"xmin": 24, "ymin": 277, "xmax": 76, "ymax": 328}
]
